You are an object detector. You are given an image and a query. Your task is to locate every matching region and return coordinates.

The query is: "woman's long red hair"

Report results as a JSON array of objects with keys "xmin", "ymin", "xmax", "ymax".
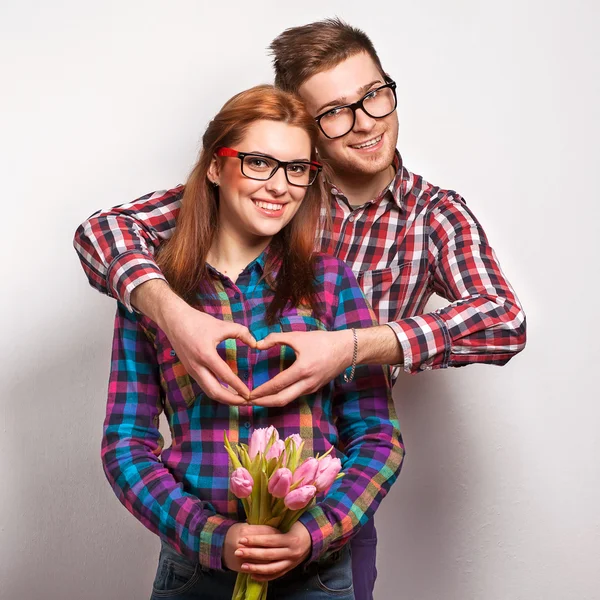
[{"xmin": 156, "ymin": 85, "xmax": 324, "ymax": 323}]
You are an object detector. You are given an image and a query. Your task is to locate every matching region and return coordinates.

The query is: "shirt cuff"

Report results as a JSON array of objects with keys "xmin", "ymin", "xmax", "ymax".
[
  {"xmin": 106, "ymin": 250, "xmax": 167, "ymax": 313},
  {"xmin": 198, "ymin": 515, "xmax": 237, "ymax": 570},
  {"xmin": 298, "ymin": 505, "xmax": 335, "ymax": 563},
  {"xmin": 386, "ymin": 312, "xmax": 451, "ymax": 373}
]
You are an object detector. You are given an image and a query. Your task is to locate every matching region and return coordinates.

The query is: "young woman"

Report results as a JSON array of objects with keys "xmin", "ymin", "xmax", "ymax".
[{"xmin": 101, "ymin": 85, "xmax": 404, "ymax": 600}]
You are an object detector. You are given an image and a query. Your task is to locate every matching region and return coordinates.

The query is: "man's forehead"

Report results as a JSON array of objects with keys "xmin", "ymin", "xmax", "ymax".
[{"xmin": 298, "ymin": 52, "xmax": 384, "ymax": 110}]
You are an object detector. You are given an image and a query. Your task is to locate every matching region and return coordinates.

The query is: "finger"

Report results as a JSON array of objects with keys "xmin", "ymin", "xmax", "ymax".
[
  {"xmin": 194, "ymin": 366, "xmax": 249, "ymax": 406},
  {"xmin": 200, "ymin": 356, "xmax": 251, "ymax": 399},
  {"xmin": 242, "ymin": 560, "xmax": 295, "ymax": 576},
  {"xmin": 251, "ymin": 379, "xmax": 313, "ymax": 408},
  {"xmin": 255, "ymin": 333, "xmax": 295, "ymax": 351},
  {"xmin": 249, "ymin": 366, "xmax": 305, "ymax": 400},
  {"xmin": 238, "ymin": 533, "xmax": 289, "ymax": 548},
  {"xmin": 235, "ymin": 546, "xmax": 292, "ymax": 562},
  {"xmin": 226, "ymin": 325, "xmax": 257, "ymax": 349},
  {"xmin": 237, "ymin": 525, "xmax": 279, "ymax": 539}
]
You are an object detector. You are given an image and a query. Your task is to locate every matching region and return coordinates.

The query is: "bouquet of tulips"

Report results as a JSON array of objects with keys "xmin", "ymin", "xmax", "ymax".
[{"xmin": 224, "ymin": 426, "xmax": 343, "ymax": 600}]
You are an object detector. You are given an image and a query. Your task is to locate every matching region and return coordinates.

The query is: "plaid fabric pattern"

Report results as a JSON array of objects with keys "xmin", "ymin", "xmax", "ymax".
[
  {"xmin": 102, "ymin": 252, "xmax": 404, "ymax": 568},
  {"xmin": 74, "ymin": 152, "xmax": 526, "ymax": 375}
]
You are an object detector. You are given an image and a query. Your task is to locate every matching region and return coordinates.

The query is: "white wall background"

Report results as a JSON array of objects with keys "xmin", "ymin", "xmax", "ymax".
[{"xmin": 1, "ymin": 1, "xmax": 598, "ymax": 599}]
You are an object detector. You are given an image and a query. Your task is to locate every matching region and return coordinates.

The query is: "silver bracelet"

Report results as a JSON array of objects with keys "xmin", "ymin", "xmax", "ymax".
[{"xmin": 343, "ymin": 328, "xmax": 358, "ymax": 383}]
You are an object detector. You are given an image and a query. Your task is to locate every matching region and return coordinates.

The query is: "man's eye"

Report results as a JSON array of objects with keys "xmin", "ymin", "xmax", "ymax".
[
  {"xmin": 364, "ymin": 89, "xmax": 379, "ymax": 101},
  {"xmin": 324, "ymin": 107, "xmax": 344, "ymax": 119}
]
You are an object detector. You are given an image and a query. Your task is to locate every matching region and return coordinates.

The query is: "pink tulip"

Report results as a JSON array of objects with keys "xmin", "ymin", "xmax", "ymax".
[
  {"xmin": 248, "ymin": 426, "xmax": 279, "ymax": 460},
  {"xmin": 268, "ymin": 468, "xmax": 292, "ymax": 498},
  {"xmin": 284, "ymin": 485, "xmax": 317, "ymax": 510},
  {"xmin": 230, "ymin": 467, "xmax": 253, "ymax": 499},
  {"xmin": 266, "ymin": 439, "xmax": 286, "ymax": 461},
  {"xmin": 292, "ymin": 457, "xmax": 319, "ymax": 486},
  {"xmin": 314, "ymin": 455, "xmax": 342, "ymax": 493},
  {"xmin": 286, "ymin": 434, "xmax": 302, "ymax": 449}
]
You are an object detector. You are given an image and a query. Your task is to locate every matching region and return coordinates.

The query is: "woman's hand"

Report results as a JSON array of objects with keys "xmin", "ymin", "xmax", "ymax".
[
  {"xmin": 233, "ymin": 522, "xmax": 312, "ymax": 581},
  {"xmin": 223, "ymin": 523, "xmax": 281, "ymax": 572}
]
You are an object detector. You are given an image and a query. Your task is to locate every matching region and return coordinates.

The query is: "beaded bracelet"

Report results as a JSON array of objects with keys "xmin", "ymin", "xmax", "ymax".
[{"xmin": 343, "ymin": 328, "xmax": 358, "ymax": 383}]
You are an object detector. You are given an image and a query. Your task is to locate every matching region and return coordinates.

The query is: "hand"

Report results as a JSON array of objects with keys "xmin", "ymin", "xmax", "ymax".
[
  {"xmin": 156, "ymin": 294, "xmax": 256, "ymax": 405},
  {"xmin": 250, "ymin": 329, "xmax": 353, "ymax": 407},
  {"xmin": 223, "ymin": 523, "xmax": 280, "ymax": 572},
  {"xmin": 234, "ymin": 522, "xmax": 312, "ymax": 581}
]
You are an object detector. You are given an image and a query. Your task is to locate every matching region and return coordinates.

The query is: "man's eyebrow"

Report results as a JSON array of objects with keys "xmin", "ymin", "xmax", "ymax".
[{"xmin": 316, "ymin": 79, "xmax": 384, "ymax": 115}]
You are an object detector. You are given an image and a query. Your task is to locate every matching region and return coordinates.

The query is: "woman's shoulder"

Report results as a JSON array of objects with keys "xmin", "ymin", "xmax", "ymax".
[
  {"xmin": 313, "ymin": 252, "xmax": 354, "ymax": 277},
  {"xmin": 312, "ymin": 253, "xmax": 358, "ymax": 287}
]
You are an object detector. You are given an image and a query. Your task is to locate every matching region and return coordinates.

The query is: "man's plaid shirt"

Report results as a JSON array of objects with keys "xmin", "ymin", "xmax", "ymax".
[{"xmin": 74, "ymin": 152, "xmax": 526, "ymax": 374}]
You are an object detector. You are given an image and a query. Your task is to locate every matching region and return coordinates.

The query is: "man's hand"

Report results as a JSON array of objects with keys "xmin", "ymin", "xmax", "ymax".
[
  {"xmin": 132, "ymin": 280, "xmax": 256, "ymax": 405},
  {"xmin": 223, "ymin": 524, "xmax": 281, "ymax": 572},
  {"xmin": 234, "ymin": 522, "xmax": 312, "ymax": 581},
  {"xmin": 250, "ymin": 329, "xmax": 353, "ymax": 407}
]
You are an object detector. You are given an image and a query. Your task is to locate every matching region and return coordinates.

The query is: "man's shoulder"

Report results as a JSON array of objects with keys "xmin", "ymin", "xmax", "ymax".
[{"xmin": 401, "ymin": 166, "xmax": 466, "ymax": 214}]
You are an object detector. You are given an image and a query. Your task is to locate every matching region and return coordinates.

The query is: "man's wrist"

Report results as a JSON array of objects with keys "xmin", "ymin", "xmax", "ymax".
[
  {"xmin": 355, "ymin": 325, "xmax": 403, "ymax": 366},
  {"xmin": 130, "ymin": 279, "xmax": 183, "ymax": 329}
]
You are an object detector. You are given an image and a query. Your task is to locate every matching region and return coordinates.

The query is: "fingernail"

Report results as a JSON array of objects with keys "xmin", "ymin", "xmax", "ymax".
[
  {"xmin": 242, "ymin": 564, "xmax": 249, "ymax": 571},
  {"xmin": 235, "ymin": 550, "xmax": 243, "ymax": 557},
  {"xmin": 239, "ymin": 537, "xmax": 248, "ymax": 544}
]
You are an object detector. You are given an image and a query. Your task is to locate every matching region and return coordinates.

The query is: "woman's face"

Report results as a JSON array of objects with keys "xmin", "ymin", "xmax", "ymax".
[{"xmin": 209, "ymin": 119, "xmax": 313, "ymax": 244}]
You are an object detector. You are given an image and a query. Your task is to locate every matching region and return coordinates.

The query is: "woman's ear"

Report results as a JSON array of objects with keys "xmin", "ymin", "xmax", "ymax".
[{"xmin": 207, "ymin": 155, "xmax": 220, "ymax": 186}]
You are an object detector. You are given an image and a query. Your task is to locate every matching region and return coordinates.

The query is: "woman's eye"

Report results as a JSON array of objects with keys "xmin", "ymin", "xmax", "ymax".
[
  {"xmin": 248, "ymin": 158, "xmax": 268, "ymax": 168},
  {"xmin": 288, "ymin": 164, "xmax": 308, "ymax": 175}
]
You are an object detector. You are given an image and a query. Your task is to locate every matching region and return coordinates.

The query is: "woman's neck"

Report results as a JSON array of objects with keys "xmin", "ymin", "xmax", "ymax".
[{"xmin": 207, "ymin": 227, "xmax": 272, "ymax": 283}]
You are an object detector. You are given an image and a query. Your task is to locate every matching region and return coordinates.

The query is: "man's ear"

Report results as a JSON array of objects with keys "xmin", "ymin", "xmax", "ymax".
[{"xmin": 207, "ymin": 155, "xmax": 220, "ymax": 186}]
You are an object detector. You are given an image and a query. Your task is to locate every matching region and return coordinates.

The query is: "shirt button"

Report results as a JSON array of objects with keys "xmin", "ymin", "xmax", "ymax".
[
  {"xmin": 331, "ymin": 188, "xmax": 338, "ymax": 195},
  {"xmin": 233, "ymin": 292, "xmax": 240, "ymax": 300},
  {"xmin": 348, "ymin": 215, "xmax": 355, "ymax": 223},
  {"xmin": 244, "ymin": 422, "xmax": 251, "ymax": 429},
  {"xmin": 170, "ymin": 350, "xmax": 176, "ymax": 357}
]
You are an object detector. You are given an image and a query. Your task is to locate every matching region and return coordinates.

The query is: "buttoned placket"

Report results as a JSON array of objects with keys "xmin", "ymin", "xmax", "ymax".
[{"xmin": 210, "ymin": 266, "xmax": 255, "ymax": 441}]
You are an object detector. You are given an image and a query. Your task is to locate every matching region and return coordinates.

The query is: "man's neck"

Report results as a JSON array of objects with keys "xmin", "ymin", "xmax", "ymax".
[{"xmin": 331, "ymin": 163, "xmax": 396, "ymax": 207}]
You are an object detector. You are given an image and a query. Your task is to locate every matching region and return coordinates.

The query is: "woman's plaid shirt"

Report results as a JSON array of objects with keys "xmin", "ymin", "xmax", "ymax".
[
  {"xmin": 74, "ymin": 153, "xmax": 526, "ymax": 375},
  {"xmin": 102, "ymin": 252, "xmax": 403, "ymax": 569}
]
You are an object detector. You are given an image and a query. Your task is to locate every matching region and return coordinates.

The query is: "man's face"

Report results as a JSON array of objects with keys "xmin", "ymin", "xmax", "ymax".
[{"xmin": 298, "ymin": 52, "xmax": 399, "ymax": 179}]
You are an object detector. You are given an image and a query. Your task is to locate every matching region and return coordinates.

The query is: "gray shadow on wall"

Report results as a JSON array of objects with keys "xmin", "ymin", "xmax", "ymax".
[
  {"xmin": 2, "ymin": 298, "xmax": 162, "ymax": 600},
  {"xmin": 373, "ymin": 366, "xmax": 487, "ymax": 600}
]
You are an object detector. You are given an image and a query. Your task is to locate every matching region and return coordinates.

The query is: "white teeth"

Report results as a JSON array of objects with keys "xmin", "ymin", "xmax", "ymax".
[
  {"xmin": 351, "ymin": 135, "xmax": 382, "ymax": 149},
  {"xmin": 254, "ymin": 200, "xmax": 283, "ymax": 212}
]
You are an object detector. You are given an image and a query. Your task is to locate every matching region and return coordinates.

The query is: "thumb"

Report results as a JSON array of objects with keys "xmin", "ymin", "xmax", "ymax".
[
  {"xmin": 256, "ymin": 333, "xmax": 287, "ymax": 350},
  {"xmin": 229, "ymin": 325, "xmax": 257, "ymax": 348}
]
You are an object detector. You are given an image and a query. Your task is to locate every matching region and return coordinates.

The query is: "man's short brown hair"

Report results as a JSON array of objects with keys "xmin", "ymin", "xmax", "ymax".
[{"xmin": 269, "ymin": 18, "xmax": 385, "ymax": 94}]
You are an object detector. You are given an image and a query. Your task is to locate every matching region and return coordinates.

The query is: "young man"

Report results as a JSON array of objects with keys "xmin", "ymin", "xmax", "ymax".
[{"xmin": 74, "ymin": 18, "xmax": 526, "ymax": 600}]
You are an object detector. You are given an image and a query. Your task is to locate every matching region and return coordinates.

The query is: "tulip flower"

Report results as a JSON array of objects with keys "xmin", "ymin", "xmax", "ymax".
[
  {"xmin": 284, "ymin": 485, "xmax": 317, "ymax": 510},
  {"xmin": 248, "ymin": 426, "xmax": 278, "ymax": 460},
  {"xmin": 230, "ymin": 467, "xmax": 253, "ymax": 499},
  {"xmin": 314, "ymin": 455, "xmax": 342, "ymax": 493},
  {"xmin": 292, "ymin": 457, "xmax": 319, "ymax": 486},
  {"xmin": 266, "ymin": 439, "xmax": 285, "ymax": 461},
  {"xmin": 286, "ymin": 433, "xmax": 302, "ymax": 449},
  {"xmin": 268, "ymin": 468, "xmax": 292, "ymax": 498}
]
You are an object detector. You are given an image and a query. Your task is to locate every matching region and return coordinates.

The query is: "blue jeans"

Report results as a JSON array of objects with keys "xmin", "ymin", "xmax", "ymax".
[
  {"xmin": 150, "ymin": 539, "xmax": 354, "ymax": 600},
  {"xmin": 350, "ymin": 518, "xmax": 377, "ymax": 600}
]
